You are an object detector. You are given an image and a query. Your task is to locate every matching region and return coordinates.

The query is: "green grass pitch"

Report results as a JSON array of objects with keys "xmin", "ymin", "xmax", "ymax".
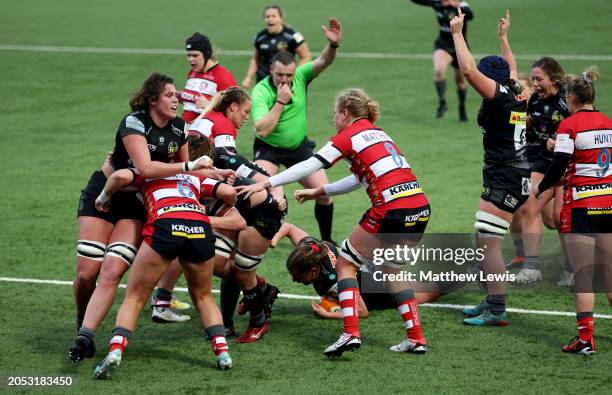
[{"xmin": 1, "ymin": 0, "xmax": 612, "ymax": 393}]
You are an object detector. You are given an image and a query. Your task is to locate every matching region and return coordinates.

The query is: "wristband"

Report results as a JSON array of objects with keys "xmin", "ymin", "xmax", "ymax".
[
  {"xmin": 183, "ymin": 162, "xmax": 190, "ymax": 172},
  {"xmin": 276, "ymin": 99, "xmax": 287, "ymax": 105},
  {"xmin": 98, "ymin": 189, "xmax": 109, "ymax": 204},
  {"xmin": 329, "ymin": 42, "xmax": 339, "ymax": 49}
]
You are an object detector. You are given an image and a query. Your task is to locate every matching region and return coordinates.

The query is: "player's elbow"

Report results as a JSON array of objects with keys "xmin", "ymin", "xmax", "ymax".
[{"xmin": 253, "ymin": 122, "xmax": 271, "ymax": 137}]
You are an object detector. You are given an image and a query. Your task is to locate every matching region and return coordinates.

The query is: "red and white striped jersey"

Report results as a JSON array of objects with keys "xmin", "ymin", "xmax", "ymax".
[
  {"xmin": 315, "ymin": 119, "xmax": 428, "ymax": 208},
  {"xmin": 554, "ymin": 110, "xmax": 612, "ymax": 208},
  {"xmin": 180, "ymin": 64, "xmax": 237, "ymax": 123},
  {"xmin": 132, "ymin": 172, "xmax": 221, "ymax": 224},
  {"xmin": 188, "ymin": 111, "xmax": 237, "ymax": 150}
]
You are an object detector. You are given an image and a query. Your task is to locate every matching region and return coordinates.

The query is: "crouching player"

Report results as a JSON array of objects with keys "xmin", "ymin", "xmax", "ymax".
[
  {"xmin": 91, "ymin": 164, "xmax": 237, "ymax": 378},
  {"xmin": 275, "ymin": 223, "xmax": 473, "ymax": 319}
]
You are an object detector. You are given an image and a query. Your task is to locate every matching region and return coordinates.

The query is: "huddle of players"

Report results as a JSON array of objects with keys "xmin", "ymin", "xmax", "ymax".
[{"xmin": 69, "ymin": 3, "xmax": 612, "ymax": 381}]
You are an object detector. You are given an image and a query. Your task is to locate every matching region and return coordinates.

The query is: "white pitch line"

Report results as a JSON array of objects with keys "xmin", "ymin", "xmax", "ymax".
[
  {"xmin": 2, "ymin": 276, "xmax": 611, "ymax": 319},
  {"xmin": 1, "ymin": 44, "xmax": 612, "ymax": 61}
]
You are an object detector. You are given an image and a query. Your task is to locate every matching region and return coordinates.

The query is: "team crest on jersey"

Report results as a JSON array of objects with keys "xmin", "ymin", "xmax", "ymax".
[
  {"xmin": 509, "ymin": 111, "xmax": 527, "ymax": 125},
  {"xmin": 276, "ymin": 41, "xmax": 288, "ymax": 51},
  {"xmin": 168, "ymin": 141, "xmax": 179, "ymax": 156},
  {"xmin": 551, "ymin": 111, "xmax": 564, "ymax": 122}
]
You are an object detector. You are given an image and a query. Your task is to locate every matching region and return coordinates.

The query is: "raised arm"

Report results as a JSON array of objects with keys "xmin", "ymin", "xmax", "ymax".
[
  {"xmin": 498, "ymin": 10, "xmax": 517, "ymax": 81},
  {"xmin": 311, "ymin": 17, "xmax": 342, "ymax": 77},
  {"xmin": 242, "ymin": 48, "xmax": 260, "ymax": 89},
  {"xmin": 450, "ymin": 8, "xmax": 496, "ymax": 99}
]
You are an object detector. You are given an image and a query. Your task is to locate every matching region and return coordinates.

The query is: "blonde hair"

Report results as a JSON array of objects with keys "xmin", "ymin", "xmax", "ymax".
[
  {"xmin": 202, "ymin": 87, "xmax": 250, "ymax": 117},
  {"xmin": 335, "ymin": 88, "xmax": 379, "ymax": 123},
  {"xmin": 566, "ymin": 66, "xmax": 600, "ymax": 105}
]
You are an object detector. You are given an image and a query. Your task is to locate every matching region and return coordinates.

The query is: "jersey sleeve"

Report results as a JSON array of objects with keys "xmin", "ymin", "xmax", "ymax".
[
  {"xmin": 188, "ymin": 118, "xmax": 214, "ymax": 138},
  {"xmin": 554, "ymin": 118, "xmax": 575, "ymax": 155},
  {"xmin": 118, "ymin": 113, "xmax": 147, "ymax": 138},
  {"xmin": 314, "ymin": 134, "xmax": 351, "ymax": 168},
  {"xmin": 214, "ymin": 148, "xmax": 266, "ymax": 179},
  {"xmin": 460, "ymin": 2, "xmax": 474, "ymax": 20},
  {"xmin": 251, "ymin": 83, "xmax": 275, "ymax": 122},
  {"xmin": 296, "ymin": 61, "xmax": 315, "ymax": 84},
  {"xmin": 492, "ymin": 82, "xmax": 511, "ymax": 102},
  {"xmin": 291, "ymin": 30, "xmax": 305, "ymax": 49},
  {"xmin": 200, "ymin": 177, "xmax": 221, "ymax": 199}
]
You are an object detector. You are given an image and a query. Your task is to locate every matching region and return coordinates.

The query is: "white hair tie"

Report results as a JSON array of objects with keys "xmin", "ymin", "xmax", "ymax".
[{"xmin": 582, "ymin": 72, "xmax": 592, "ymax": 83}]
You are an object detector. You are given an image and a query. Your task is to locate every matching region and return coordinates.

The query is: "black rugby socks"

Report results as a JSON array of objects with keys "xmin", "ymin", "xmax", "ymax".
[{"xmin": 315, "ymin": 202, "xmax": 334, "ymax": 242}]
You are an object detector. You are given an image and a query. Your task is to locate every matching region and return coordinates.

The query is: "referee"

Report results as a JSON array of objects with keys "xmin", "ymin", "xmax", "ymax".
[
  {"xmin": 411, "ymin": 0, "xmax": 474, "ymax": 121},
  {"xmin": 251, "ymin": 17, "xmax": 341, "ymax": 242}
]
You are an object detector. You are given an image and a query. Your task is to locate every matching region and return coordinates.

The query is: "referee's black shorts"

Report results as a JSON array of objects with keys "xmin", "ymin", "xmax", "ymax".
[{"xmin": 253, "ymin": 137, "xmax": 316, "ymax": 168}]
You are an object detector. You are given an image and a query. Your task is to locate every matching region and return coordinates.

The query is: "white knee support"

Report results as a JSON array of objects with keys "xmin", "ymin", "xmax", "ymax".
[
  {"xmin": 233, "ymin": 250, "xmax": 264, "ymax": 272},
  {"xmin": 106, "ymin": 242, "xmax": 138, "ymax": 266},
  {"xmin": 340, "ymin": 239, "xmax": 370, "ymax": 268},
  {"xmin": 214, "ymin": 232, "xmax": 236, "ymax": 259},
  {"xmin": 77, "ymin": 240, "xmax": 107, "ymax": 262},
  {"xmin": 474, "ymin": 211, "xmax": 510, "ymax": 239}
]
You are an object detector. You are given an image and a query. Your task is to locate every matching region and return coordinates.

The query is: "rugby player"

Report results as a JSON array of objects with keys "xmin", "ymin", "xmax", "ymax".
[
  {"xmin": 179, "ymin": 32, "xmax": 237, "ymax": 126},
  {"xmin": 242, "ymin": 4, "xmax": 311, "ymax": 88},
  {"xmin": 410, "ymin": 0, "xmax": 474, "ymax": 121},
  {"xmin": 238, "ymin": 88, "xmax": 431, "ymax": 357},
  {"xmin": 451, "ymin": 9, "xmax": 529, "ymax": 326},
  {"xmin": 91, "ymin": 164, "xmax": 237, "ymax": 378},
  {"xmin": 535, "ymin": 68, "xmax": 612, "ymax": 355}
]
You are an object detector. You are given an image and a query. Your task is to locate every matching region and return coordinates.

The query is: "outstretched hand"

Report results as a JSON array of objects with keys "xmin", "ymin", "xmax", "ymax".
[
  {"xmin": 322, "ymin": 17, "xmax": 341, "ymax": 46},
  {"xmin": 498, "ymin": 9, "xmax": 511, "ymax": 37},
  {"xmin": 449, "ymin": 7, "xmax": 465, "ymax": 35},
  {"xmin": 294, "ymin": 188, "xmax": 322, "ymax": 204},
  {"xmin": 235, "ymin": 180, "xmax": 269, "ymax": 199}
]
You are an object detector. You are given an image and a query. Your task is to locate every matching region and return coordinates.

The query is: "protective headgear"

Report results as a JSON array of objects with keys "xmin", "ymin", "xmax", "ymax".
[
  {"xmin": 477, "ymin": 55, "xmax": 510, "ymax": 84},
  {"xmin": 186, "ymin": 32, "xmax": 212, "ymax": 61}
]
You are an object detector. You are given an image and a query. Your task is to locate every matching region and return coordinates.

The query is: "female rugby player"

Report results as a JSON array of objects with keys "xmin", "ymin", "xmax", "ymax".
[
  {"xmin": 91, "ymin": 163, "xmax": 237, "ymax": 378},
  {"xmin": 69, "ymin": 73, "xmax": 224, "ymax": 362},
  {"xmin": 239, "ymin": 88, "xmax": 431, "ymax": 357},
  {"xmin": 410, "ymin": 0, "xmax": 474, "ymax": 121},
  {"xmin": 241, "ymin": 4, "xmax": 311, "ymax": 88},
  {"xmin": 535, "ymin": 68, "xmax": 612, "ymax": 355},
  {"xmin": 451, "ymin": 9, "xmax": 529, "ymax": 326},
  {"xmin": 514, "ymin": 57, "xmax": 571, "ymax": 284},
  {"xmin": 180, "ymin": 32, "xmax": 237, "ymax": 126}
]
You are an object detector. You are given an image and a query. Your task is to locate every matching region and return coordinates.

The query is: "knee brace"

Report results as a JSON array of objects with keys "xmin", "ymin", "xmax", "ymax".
[
  {"xmin": 340, "ymin": 239, "xmax": 370, "ymax": 268},
  {"xmin": 106, "ymin": 242, "xmax": 138, "ymax": 266},
  {"xmin": 474, "ymin": 211, "xmax": 510, "ymax": 239},
  {"xmin": 214, "ymin": 232, "xmax": 236, "ymax": 259},
  {"xmin": 233, "ymin": 250, "xmax": 264, "ymax": 272},
  {"xmin": 77, "ymin": 240, "xmax": 107, "ymax": 262}
]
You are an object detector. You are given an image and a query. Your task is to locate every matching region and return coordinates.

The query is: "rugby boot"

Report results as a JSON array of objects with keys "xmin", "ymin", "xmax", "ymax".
[
  {"xmin": 436, "ymin": 102, "xmax": 448, "ymax": 119},
  {"xmin": 215, "ymin": 351, "xmax": 233, "ymax": 370},
  {"xmin": 68, "ymin": 335, "xmax": 96, "ymax": 362},
  {"xmin": 506, "ymin": 255, "xmax": 525, "ymax": 270},
  {"xmin": 562, "ymin": 336, "xmax": 594, "ymax": 356},
  {"xmin": 93, "ymin": 349, "xmax": 122, "ymax": 380},
  {"xmin": 459, "ymin": 105, "xmax": 468, "ymax": 122},
  {"xmin": 463, "ymin": 309, "xmax": 509, "ymax": 326},
  {"xmin": 390, "ymin": 337, "xmax": 427, "ymax": 354},
  {"xmin": 462, "ymin": 300, "xmax": 491, "ymax": 317},
  {"xmin": 323, "ymin": 333, "xmax": 361, "ymax": 358},
  {"xmin": 557, "ymin": 271, "xmax": 575, "ymax": 287},
  {"xmin": 151, "ymin": 307, "xmax": 191, "ymax": 323},
  {"xmin": 235, "ymin": 320, "xmax": 270, "ymax": 343},
  {"xmin": 514, "ymin": 268, "xmax": 542, "ymax": 285},
  {"xmin": 170, "ymin": 296, "xmax": 191, "ymax": 311}
]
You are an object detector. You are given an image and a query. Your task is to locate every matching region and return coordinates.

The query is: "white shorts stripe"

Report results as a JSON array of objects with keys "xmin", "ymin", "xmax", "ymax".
[{"xmin": 338, "ymin": 290, "xmax": 353, "ymax": 302}]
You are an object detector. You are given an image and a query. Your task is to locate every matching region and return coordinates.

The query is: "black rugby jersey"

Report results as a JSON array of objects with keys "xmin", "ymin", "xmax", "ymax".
[
  {"xmin": 526, "ymin": 91, "xmax": 570, "ymax": 160},
  {"xmin": 111, "ymin": 109, "xmax": 186, "ymax": 170},
  {"xmin": 253, "ymin": 26, "xmax": 305, "ymax": 81},
  {"xmin": 477, "ymin": 83, "xmax": 528, "ymax": 165},
  {"xmin": 411, "ymin": 0, "xmax": 473, "ymax": 47}
]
